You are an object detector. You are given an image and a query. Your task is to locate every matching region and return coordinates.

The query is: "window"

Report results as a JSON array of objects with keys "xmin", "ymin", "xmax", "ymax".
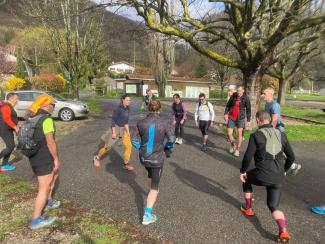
[{"xmin": 17, "ymin": 92, "xmax": 34, "ymax": 101}]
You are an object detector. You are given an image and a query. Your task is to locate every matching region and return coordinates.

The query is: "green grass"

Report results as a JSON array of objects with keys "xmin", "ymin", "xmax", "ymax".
[
  {"xmin": 0, "ymin": 175, "xmax": 158, "ymax": 243},
  {"xmin": 220, "ymin": 125, "xmax": 325, "ymax": 142},
  {"xmin": 281, "ymin": 105, "xmax": 325, "ymax": 123},
  {"xmin": 83, "ymin": 99, "xmax": 102, "ymax": 116},
  {"xmin": 286, "ymin": 93, "xmax": 325, "ymax": 102}
]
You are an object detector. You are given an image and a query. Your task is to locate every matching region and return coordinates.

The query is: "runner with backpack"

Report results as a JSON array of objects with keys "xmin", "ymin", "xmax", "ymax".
[
  {"xmin": 0, "ymin": 92, "xmax": 19, "ymax": 172},
  {"xmin": 19, "ymin": 94, "xmax": 61, "ymax": 230},
  {"xmin": 262, "ymin": 87, "xmax": 302, "ymax": 176},
  {"xmin": 194, "ymin": 93, "xmax": 215, "ymax": 152},
  {"xmin": 171, "ymin": 94, "xmax": 187, "ymax": 145},
  {"xmin": 239, "ymin": 111, "xmax": 295, "ymax": 243}
]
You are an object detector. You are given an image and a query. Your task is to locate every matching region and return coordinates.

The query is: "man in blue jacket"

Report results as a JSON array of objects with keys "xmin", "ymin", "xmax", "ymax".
[{"xmin": 132, "ymin": 100, "xmax": 175, "ymax": 225}]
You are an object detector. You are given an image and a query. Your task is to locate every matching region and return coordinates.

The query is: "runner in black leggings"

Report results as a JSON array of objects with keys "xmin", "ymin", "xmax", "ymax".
[{"xmin": 239, "ymin": 111, "xmax": 295, "ymax": 243}]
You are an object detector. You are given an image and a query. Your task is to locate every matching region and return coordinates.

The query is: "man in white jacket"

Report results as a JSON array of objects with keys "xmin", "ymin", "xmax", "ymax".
[{"xmin": 195, "ymin": 93, "xmax": 215, "ymax": 152}]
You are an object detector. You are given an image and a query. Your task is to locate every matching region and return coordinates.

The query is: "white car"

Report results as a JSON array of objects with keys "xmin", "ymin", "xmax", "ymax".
[{"xmin": 9, "ymin": 90, "xmax": 89, "ymax": 121}]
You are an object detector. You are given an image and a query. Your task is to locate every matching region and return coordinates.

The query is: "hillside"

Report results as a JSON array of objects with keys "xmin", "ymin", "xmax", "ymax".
[{"xmin": 0, "ymin": 0, "xmax": 150, "ymax": 67}]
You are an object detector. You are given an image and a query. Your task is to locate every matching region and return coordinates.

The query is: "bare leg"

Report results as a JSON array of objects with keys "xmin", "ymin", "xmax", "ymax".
[
  {"xmin": 227, "ymin": 128, "xmax": 234, "ymax": 144},
  {"xmin": 203, "ymin": 135, "xmax": 208, "ymax": 144},
  {"xmin": 33, "ymin": 173, "xmax": 53, "ymax": 218},
  {"xmin": 47, "ymin": 172, "xmax": 58, "ymax": 200},
  {"xmin": 237, "ymin": 128, "xmax": 243, "ymax": 149},
  {"xmin": 146, "ymin": 189, "xmax": 159, "ymax": 209}
]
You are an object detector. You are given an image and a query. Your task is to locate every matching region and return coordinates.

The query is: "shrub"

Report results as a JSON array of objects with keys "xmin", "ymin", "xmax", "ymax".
[
  {"xmin": 2, "ymin": 76, "xmax": 25, "ymax": 91},
  {"xmin": 29, "ymin": 72, "xmax": 67, "ymax": 92}
]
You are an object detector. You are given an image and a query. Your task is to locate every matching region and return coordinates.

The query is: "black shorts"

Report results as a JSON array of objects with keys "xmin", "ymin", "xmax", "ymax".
[
  {"xmin": 145, "ymin": 167, "xmax": 163, "ymax": 190},
  {"xmin": 31, "ymin": 163, "xmax": 54, "ymax": 177},
  {"xmin": 199, "ymin": 120, "xmax": 211, "ymax": 135}
]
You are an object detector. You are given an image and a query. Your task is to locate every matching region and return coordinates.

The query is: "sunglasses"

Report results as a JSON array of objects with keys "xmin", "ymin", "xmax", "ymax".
[
  {"xmin": 50, "ymin": 103, "xmax": 56, "ymax": 108},
  {"xmin": 199, "ymin": 98, "xmax": 205, "ymax": 101}
]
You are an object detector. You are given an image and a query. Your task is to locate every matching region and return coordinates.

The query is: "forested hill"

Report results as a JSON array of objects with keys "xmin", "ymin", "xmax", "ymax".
[{"xmin": 0, "ymin": 0, "xmax": 150, "ymax": 67}]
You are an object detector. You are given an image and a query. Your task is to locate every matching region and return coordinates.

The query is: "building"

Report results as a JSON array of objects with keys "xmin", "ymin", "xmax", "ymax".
[
  {"xmin": 108, "ymin": 62, "xmax": 135, "ymax": 74},
  {"xmin": 123, "ymin": 74, "xmax": 215, "ymax": 98}
]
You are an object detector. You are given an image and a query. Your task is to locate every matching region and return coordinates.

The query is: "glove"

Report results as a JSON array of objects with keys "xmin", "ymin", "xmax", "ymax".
[
  {"xmin": 165, "ymin": 141, "xmax": 174, "ymax": 150},
  {"xmin": 131, "ymin": 139, "xmax": 141, "ymax": 150}
]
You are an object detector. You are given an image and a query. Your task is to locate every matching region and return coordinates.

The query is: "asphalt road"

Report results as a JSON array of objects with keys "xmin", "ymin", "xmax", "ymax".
[{"xmin": 12, "ymin": 99, "xmax": 325, "ymax": 244}]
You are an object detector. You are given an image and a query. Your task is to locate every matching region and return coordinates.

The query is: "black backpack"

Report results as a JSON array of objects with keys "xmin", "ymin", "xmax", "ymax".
[{"xmin": 17, "ymin": 114, "xmax": 49, "ymax": 157}]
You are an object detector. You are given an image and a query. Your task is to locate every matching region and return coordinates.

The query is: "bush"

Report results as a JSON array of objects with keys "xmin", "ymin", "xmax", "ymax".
[
  {"xmin": 29, "ymin": 72, "xmax": 67, "ymax": 92},
  {"xmin": 2, "ymin": 76, "xmax": 25, "ymax": 91}
]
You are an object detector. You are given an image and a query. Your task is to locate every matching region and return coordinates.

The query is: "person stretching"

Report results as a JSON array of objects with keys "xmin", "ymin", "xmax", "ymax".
[{"xmin": 240, "ymin": 111, "xmax": 295, "ymax": 243}]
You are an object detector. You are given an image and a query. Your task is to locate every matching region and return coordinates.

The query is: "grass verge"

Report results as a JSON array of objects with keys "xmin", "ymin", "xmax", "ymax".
[
  {"xmin": 0, "ymin": 175, "xmax": 160, "ymax": 243},
  {"xmin": 286, "ymin": 93, "xmax": 325, "ymax": 102},
  {"xmin": 281, "ymin": 105, "xmax": 325, "ymax": 124},
  {"xmin": 218, "ymin": 125, "xmax": 325, "ymax": 142}
]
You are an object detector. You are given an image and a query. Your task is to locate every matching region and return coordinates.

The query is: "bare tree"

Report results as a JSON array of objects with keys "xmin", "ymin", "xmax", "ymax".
[
  {"xmin": 103, "ymin": 0, "xmax": 325, "ymax": 123},
  {"xmin": 20, "ymin": 0, "xmax": 109, "ymax": 98}
]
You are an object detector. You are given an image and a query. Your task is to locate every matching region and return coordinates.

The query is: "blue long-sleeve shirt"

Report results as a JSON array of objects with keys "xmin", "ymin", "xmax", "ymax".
[{"xmin": 111, "ymin": 105, "xmax": 129, "ymax": 127}]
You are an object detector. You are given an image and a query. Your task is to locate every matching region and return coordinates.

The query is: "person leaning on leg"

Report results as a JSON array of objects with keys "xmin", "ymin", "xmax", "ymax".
[{"xmin": 239, "ymin": 111, "xmax": 295, "ymax": 243}]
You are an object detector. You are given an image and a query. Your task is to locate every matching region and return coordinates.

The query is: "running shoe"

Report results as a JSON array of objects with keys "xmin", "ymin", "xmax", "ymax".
[
  {"xmin": 178, "ymin": 138, "xmax": 183, "ymax": 144},
  {"xmin": 175, "ymin": 138, "xmax": 180, "ymax": 144},
  {"xmin": 287, "ymin": 163, "xmax": 302, "ymax": 176},
  {"xmin": 234, "ymin": 150, "xmax": 240, "ymax": 157},
  {"xmin": 29, "ymin": 216, "xmax": 57, "ymax": 230},
  {"xmin": 93, "ymin": 156, "xmax": 101, "ymax": 168},
  {"xmin": 123, "ymin": 164, "xmax": 134, "ymax": 171},
  {"xmin": 311, "ymin": 205, "xmax": 325, "ymax": 215},
  {"xmin": 277, "ymin": 230, "xmax": 291, "ymax": 243},
  {"xmin": 142, "ymin": 213, "xmax": 157, "ymax": 225},
  {"xmin": 240, "ymin": 206, "xmax": 255, "ymax": 216},
  {"xmin": 44, "ymin": 199, "xmax": 61, "ymax": 212},
  {"xmin": 0, "ymin": 165, "xmax": 16, "ymax": 171},
  {"xmin": 201, "ymin": 144, "xmax": 207, "ymax": 152},
  {"xmin": 229, "ymin": 146, "xmax": 236, "ymax": 154}
]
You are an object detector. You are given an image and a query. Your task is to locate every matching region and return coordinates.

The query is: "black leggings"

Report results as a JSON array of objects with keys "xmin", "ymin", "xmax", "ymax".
[
  {"xmin": 0, "ymin": 129, "xmax": 15, "ymax": 165},
  {"xmin": 243, "ymin": 170, "xmax": 282, "ymax": 213},
  {"xmin": 175, "ymin": 117, "xmax": 185, "ymax": 138}
]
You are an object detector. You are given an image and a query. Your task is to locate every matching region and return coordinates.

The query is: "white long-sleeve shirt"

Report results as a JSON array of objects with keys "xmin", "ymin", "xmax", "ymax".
[{"xmin": 195, "ymin": 101, "xmax": 215, "ymax": 121}]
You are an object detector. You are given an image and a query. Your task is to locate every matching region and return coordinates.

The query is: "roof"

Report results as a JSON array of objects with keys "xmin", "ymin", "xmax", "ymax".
[{"xmin": 126, "ymin": 74, "xmax": 215, "ymax": 84}]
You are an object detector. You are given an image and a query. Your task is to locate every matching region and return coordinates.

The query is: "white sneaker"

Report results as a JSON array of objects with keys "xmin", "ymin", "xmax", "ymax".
[
  {"xmin": 175, "ymin": 138, "xmax": 180, "ymax": 144},
  {"xmin": 234, "ymin": 150, "xmax": 240, "ymax": 157},
  {"xmin": 229, "ymin": 146, "xmax": 236, "ymax": 154},
  {"xmin": 178, "ymin": 138, "xmax": 183, "ymax": 144}
]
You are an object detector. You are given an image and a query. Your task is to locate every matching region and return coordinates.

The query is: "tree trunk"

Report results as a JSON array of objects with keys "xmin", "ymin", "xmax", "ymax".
[
  {"xmin": 220, "ymin": 85, "xmax": 225, "ymax": 100},
  {"xmin": 277, "ymin": 78, "xmax": 287, "ymax": 105},
  {"xmin": 155, "ymin": 71, "xmax": 166, "ymax": 98},
  {"xmin": 243, "ymin": 70, "xmax": 263, "ymax": 128}
]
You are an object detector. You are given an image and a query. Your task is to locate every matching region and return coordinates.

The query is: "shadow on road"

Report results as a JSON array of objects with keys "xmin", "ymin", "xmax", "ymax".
[
  {"xmin": 183, "ymin": 133, "xmax": 240, "ymax": 170},
  {"xmin": 170, "ymin": 162, "xmax": 275, "ymax": 242},
  {"xmin": 103, "ymin": 147, "xmax": 147, "ymax": 223}
]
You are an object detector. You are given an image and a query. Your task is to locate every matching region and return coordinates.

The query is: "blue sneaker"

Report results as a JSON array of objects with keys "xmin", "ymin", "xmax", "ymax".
[
  {"xmin": 0, "ymin": 165, "xmax": 16, "ymax": 171},
  {"xmin": 29, "ymin": 216, "xmax": 57, "ymax": 230},
  {"xmin": 43, "ymin": 199, "xmax": 61, "ymax": 212},
  {"xmin": 311, "ymin": 205, "xmax": 325, "ymax": 215},
  {"xmin": 142, "ymin": 214, "xmax": 157, "ymax": 225}
]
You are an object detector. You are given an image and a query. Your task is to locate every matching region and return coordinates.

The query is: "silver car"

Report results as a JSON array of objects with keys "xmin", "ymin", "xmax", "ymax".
[{"xmin": 9, "ymin": 90, "xmax": 89, "ymax": 121}]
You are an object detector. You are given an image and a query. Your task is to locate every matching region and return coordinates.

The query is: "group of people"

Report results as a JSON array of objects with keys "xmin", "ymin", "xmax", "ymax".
[{"xmin": 0, "ymin": 86, "xmax": 323, "ymax": 242}]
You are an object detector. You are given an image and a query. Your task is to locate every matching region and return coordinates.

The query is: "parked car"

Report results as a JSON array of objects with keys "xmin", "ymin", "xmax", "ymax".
[{"xmin": 7, "ymin": 90, "xmax": 89, "ymax": 121}]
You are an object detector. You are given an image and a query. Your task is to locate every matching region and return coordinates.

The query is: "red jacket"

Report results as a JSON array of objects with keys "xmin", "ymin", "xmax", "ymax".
[{"xmin": 0, "ymin": 101, "xmax": 18, "ymax": 130}]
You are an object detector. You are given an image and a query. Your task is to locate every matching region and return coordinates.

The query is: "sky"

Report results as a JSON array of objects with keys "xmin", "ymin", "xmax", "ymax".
[{"xmin": 95, "ymin": 0, "xmax": 224, "ymax": 21}]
